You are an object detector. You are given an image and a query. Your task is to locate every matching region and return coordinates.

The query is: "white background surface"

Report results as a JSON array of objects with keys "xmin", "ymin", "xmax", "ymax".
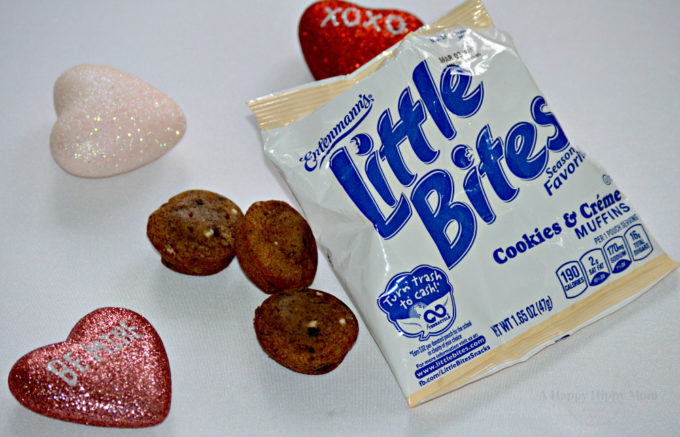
[{"xmin": 1, "ymin": 1, "xmax": 678, "ymax": 436}]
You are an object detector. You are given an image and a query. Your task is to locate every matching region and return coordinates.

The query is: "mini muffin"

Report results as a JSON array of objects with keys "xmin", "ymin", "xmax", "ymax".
[
  {"xmin": 235, "ymin": 200, "xmax": 317, "ymax": 293},
  {"xmin": 254, "ymin": 289, "xmax": 359, "ymax": 374},
  {"xmin": 147, "ymin": 190, "xmax": 244, "ymax": 275}
]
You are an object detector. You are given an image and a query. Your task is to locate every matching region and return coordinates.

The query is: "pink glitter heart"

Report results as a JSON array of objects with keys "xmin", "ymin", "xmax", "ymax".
[{"xmin": 8, "ymin": 307, "xmax": 171, "ymax": 428}]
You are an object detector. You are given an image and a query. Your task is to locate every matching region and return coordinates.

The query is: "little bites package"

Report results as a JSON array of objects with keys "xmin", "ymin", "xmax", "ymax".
[{"xmin": 248, "ymin": 0, "xmax": 677, "ymax": 406}]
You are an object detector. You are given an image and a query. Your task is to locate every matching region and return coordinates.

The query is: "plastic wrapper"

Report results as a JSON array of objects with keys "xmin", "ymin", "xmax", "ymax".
[{"xmin": 248, "ymin": 0, "xmax": 677, "ymax": 406}]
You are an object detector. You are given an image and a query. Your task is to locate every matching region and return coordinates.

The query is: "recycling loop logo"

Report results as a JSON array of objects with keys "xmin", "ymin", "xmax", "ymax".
[{"xmin": 377, "ymin": 265, "xmax": 455, "ymax": 341}]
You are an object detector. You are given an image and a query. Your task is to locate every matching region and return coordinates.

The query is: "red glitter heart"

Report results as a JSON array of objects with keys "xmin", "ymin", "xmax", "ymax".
[
  {"xmin": 8, "ymin": 307, "xmax": 171, "ymax": 428},
  {"xmin": 299, "ymin": 0, "xmax": 423, "ymax": 80}
]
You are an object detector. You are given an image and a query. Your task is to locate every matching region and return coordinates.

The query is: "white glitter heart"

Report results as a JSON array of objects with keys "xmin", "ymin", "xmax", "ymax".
[{"xmin": 50, "ymin": 64, "xmax": 186, "ymax": 178}]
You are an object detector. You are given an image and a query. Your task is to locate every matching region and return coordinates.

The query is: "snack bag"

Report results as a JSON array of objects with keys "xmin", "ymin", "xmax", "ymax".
[{"xmin": 248, "ymin": 0, "xmax": 677, "ymax": 406}]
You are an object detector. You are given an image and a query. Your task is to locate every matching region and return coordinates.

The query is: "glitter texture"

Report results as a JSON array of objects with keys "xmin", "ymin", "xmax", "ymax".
[
  {"xmin": 299, "ymin": 1, "xmax": 423, "ymax": 80},
  {"xmin": 50, "ymin": 65, "xmax": 186, "ymax": 178},
  {"xmin": 8, "ymin": 308, "xmax": 171, "ymax": 428}
]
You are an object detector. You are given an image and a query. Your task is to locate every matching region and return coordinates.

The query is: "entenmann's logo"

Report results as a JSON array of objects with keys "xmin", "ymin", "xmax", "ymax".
[{"xmin": 299, "ymin": 94, "xmax": 374, "ymax": 172}]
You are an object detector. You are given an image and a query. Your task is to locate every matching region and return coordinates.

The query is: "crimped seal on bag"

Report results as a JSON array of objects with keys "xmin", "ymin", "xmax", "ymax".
[
  {"xmin": 249, "ymin": 0, "xmax": 492, "ymax": 131},
  {"xmin": 248, "ymin": 0, "xmax": 677, "ymax": 406}
]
